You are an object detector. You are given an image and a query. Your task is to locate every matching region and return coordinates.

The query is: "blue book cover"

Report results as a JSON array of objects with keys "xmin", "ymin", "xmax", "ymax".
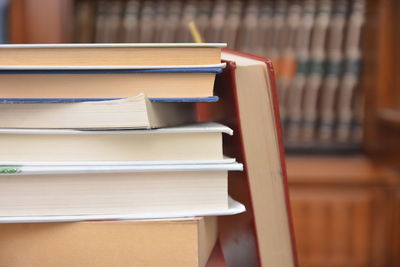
[
  {"xmin": 0, "ymin": 96, "xmax": 219, "ymax": 103},
  {"xmin": 0, "ymin": 68, "xmax": 223, "ymax": 75}
]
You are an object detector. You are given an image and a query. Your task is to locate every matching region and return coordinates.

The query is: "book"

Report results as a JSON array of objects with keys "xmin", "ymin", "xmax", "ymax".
[
  {"xmin": 0, "ymin": 122, "xmax": 230, "ymax": 162},
  {"xmin": 198, "ymin": 50, "xmax": 298, "ymax": 266},
  {"xmin": 122, "ymin": 0, "xmax": 140, "ymax": 42},
  {"xmin": 318, "ymin": 0, "xmax": 347, "ymax": 142},
  {"xmin": 0, "ymin": 0, "xmax": 7, "ymax": 44},
  {"xmin": 0, "ymin": 162, "xmax": 242, "ymax": 218},
  {"xmin": 0, "ymin": 94, "xmax": 197, "ymax": 129},
  {"xmin": 0, "ymin": 67, "xmax": 223, "ymax": 98},
  {"xmin": 277, "ymin": 1, "xmax": 302, "ymax": 127},
  {"xmin": 139, "ymin": 0, "xmax": 155, "ymax": 43},
  {"xmin": 285, "ymin": 0, "xmax": 316, "ymax": 143},
  {"xmin": 178, "ymin": 0, "xmax": 197, "ymax": 42},
  {"xmin": 0, "ymin": 43, "xmax": 225, "ymax": 66},
  {"xmin": 221, "ymin": 0, "xmax": 242, "ymax": 49},
  {"xmin": 159, "ymin": 0, "xmax": 182, "ymax": 42},
  {"xmin": 301, "ymin": 0, "xmax": 332, "ymax": 142},
  {"xmin": 207, "ymin": 0, "xmax": 227, "ymax": 43},
  {"xmin": 74, "ymin": 0, "xmax": 96, "ymax": 43},
  {"xmin": 0, "ymin": 216, "xmax": 218, "ymax": 267},
  {"xmin": 336, "ymin": 0, "xmax": 365, "ymax": 143}
]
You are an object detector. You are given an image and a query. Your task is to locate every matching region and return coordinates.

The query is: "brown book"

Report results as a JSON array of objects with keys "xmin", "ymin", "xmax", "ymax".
[
  {"xmin": 0, "ymin": 43, "xmax": 225, "ymax": 66},
  {"xmin": 74, "ymin": 0, "xmax": 96, "ymax": 43},
  {"xmin": 0, "ymin": 68, "xmax": 219, "ymax": 98},
  {"xmin": 0, "ymin": 217, "xmax": 217, "ymax": 267}
]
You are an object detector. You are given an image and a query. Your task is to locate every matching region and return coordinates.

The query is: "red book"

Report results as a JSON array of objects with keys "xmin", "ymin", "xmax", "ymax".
[{"xmin": 198, "ymin": 49, "xmax": 298, "ymax": 267}]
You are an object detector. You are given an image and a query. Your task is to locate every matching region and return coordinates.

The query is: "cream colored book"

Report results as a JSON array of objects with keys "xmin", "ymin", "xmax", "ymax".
[
  {"xmin": 0, "ymin": 43, "xmax": 226, "ymax": 66},
  {"xmin": 0, "ymin": 217, "xmax": 218, "ymax": 267},
  {"xmin": 0, "ymin": 94, "xmax": 196, "ymax": 129},
  {"xmin": 0, "ymin": 162, "xmax": 242, "ymax": 218},
  {"xmin": 0, "ymin": 122, "xmax": 230, "ymax": 161}
]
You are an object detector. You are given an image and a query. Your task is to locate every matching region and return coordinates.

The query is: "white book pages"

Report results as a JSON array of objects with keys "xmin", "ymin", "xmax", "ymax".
[
  {"xmin": 0, "ymin": 162, "xmax": 243, "ymax": 175},
  {"xmin": 0, "ymin": 121, "xmax": 233, "ymax": 135},
  {"xmin": 0, "ymin": 157, "xmax": 236, "ymax": 167},
  {"xmin": 0, "ymin": 196, "xmax": 245, "ymax": 223}
]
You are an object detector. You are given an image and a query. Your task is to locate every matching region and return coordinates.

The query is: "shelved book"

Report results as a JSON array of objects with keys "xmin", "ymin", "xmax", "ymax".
[{"xmin": 0, "ymin": 217, "xmax": 218, "ymax": 267}]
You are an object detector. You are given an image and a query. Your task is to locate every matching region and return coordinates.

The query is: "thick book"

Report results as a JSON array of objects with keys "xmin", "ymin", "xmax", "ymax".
[
  {"xmin": 0, "ymin": 216, "xmax": 218, "ymax": 267},
  {"xmin": 0, "ymin": 43, "xmax": 225, "ymax": 66},
  {"xmin": 0, "ymin": 122, "xmax": 229, "ymax": 162},
  {"xmin": 198, "ymin": 49, "xmax": 298, "ymax": 267},
  {"xmin": 0, "ymin": 94, "xmax": 198, "ymax": 129},
  {"xmin": 0, "ymin": 67, "xmax": 224, "ymax": 98},
  {"xmin": 0, "ymin": 162, "xmax": 243, "ymax": 219}
]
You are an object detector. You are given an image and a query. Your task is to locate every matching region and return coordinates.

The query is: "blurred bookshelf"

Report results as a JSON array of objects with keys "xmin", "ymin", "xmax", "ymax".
[{"xmin": 5, "ymin": 0, "xmax": 400, "ymax": 266}]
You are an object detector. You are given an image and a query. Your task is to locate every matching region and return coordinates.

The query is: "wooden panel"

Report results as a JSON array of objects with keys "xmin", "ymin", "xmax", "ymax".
[
  {"xmin": 286, "ymin": 155, "xmax": 393, "ymax": 185},
  {"xmin": 289, "ymin": 186, "xmax": 391, "ymax": 267}
]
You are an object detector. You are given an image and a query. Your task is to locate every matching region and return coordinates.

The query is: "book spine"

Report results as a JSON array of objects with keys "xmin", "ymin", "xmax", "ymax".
[
  {"xmin": 195, "ymin": 0, "xmax": 212, "ymax": 42},
  {"xmin": 94, "ymin": 0, "xmax": 108, "ymax": 42},
  {"xmin": 0, "ymin": 0, "xmax": 7, "ymax": 44},
  {"xmin": 277, "ymin": 2, "xmax": 302, "ymax": 128},
  {"xmin": 318, "ymin": 0, "xmax": 347, "ymax": 142},
  {"xmin": 237, "ymin": 0, "xmax": 259, "ymax": 54},
  {"xmin": 207, "ymin": 0, "xmax": 227, "ymax": 43},
  {"xmin": 257, "ymin": 0, "xmax": 273, "ymax": 57},
  {"xmin": 153, "ymin": 0, "xmax": 167, "ymax": 42},
  {"xmin": 139, "ymin": 0, "xmax": 156, "ymax": 43},
  {"xmin": 177, "ymin": 0, "xmax": 197, "ymax": 42},
  {"xmin": 286, "ymin": 0, "xmax": 316, "ymax": 143},
  {"xmin": 160, "ymin": 0, "xmax": 182, "ymax": 42},
  {"xmin": 300, "ymin": 0, "xmax": 332, "ymax": 142},
  {"xmin": 221, "ymin": 0, "xmax": 242, "ymax": 49},
  {"xmin": 267, "ymin": 0, "xmax": 287, "ymax": 68},
  {"xmin": 336, "ymin": 0, "xmax": 365, "ymax": 143}
]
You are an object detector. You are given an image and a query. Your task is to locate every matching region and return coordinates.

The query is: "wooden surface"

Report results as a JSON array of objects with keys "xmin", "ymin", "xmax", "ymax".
[{"xmin": 287, "ymin": 155, "xmax": 397, "ymax": 267}]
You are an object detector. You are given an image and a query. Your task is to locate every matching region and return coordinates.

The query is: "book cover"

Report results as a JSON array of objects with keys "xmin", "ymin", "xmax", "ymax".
[{"xmin": 197, "ymin": 50, "xmax": 298, "ymax": 267}]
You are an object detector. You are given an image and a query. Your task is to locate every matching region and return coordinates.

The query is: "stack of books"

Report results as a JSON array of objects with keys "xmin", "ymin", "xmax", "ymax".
[
  {"xmin": 73, "ymin": 0, "xmax": 366, "ymax": 153},
  {"xmin": 0, "ymin": 43, "xmax": 245, "ymax": 266}
]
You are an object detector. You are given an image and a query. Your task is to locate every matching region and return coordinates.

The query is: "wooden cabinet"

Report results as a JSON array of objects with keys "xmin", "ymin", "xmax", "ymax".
[{"xmin": 287, "ymin": 156, "xmax": 396, "ymax": 267}]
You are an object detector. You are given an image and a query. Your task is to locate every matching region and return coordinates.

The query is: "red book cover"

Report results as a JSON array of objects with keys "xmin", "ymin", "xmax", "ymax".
[
  {"xmin": 205, "ymin": 241, "xmax": 227, "ymax": 267},
  {"xmin": 197, "ymin": 49, "xmax": 298, "ymax": 267}
]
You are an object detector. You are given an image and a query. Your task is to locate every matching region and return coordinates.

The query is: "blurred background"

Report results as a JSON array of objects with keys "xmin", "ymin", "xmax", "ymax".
[{"xmin": 2, "ymin": 0, "xmax": 400, "ymax": 266}]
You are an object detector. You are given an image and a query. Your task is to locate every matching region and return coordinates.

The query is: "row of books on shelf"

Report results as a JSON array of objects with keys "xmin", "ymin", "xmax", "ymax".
[
  {"xmin": 276, "ymin": 0, "xmax": 365, "ymax": 153},
  {"xmin": 74, "ymin": 0, "xmax": 366, "ymax": 152},
  {"xmin": 0, "ymin": 43, "xmax": 296, "ymax": 266}
]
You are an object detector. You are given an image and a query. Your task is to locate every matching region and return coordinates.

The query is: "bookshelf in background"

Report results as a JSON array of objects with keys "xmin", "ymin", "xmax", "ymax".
[{"xmin": 6, "ymin": 0, "xmax": 400, "ymax": 266}]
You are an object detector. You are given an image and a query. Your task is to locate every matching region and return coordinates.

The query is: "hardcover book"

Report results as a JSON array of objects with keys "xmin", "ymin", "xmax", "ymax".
[
  {"xmin": 0, "ymin": 216, "xmax": 218, "ymax": 267},
  {"xmin": 198, "ymin": 49, "xmax": 298, "ymax": 267},
  {"xmin": 0, "ymin": 43, "xmax": 226, "ymax": 66}
]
